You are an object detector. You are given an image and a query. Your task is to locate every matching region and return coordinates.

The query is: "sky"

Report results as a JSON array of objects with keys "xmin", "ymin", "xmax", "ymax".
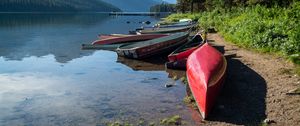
[{"xmin": 164, "ymin": 0, "xmax": 176, "ymax": 4}]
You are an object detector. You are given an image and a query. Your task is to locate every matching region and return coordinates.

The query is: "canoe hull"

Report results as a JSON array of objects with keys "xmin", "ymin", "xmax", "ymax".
[
  {"xmin": 117, "ymin": 33, "xmax": 189, "ymax": 59},
  {"xmin": 168, "ymin": 46, "xmax": 198, "ymax": 62},
  {"xmin": 166, "ymin": 33, "xmax": 203, "ymax": 69},
  {"xmin": 138, "ymin": 21, "xmax": 196, "ymax": 30},
  {"xmin": 186, "ymin": 43, "xmax": 227, "ymax": 119},
  {"xmin": 137, "ymin": 24, "xmax": 196, "ymax": 34},
  {"xmin": 92, "ymin": 34, "xmax": 168, "ymax": 45}
]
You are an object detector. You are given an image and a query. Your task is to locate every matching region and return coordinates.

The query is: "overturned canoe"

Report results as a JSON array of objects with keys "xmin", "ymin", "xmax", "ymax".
[
  {"xmin": 92, "ymin": 34, "xmax": 168, "ymax": 45},
  {"xmin": 116, "ymin": 32, "xmax": 189, "ymax": 59},
  {"xmin": 166, "ymin": 32, "xmax": 204, "ymax": 70},
  {"xmin": 186, "ymin": 43, "xmax": 227, "ymax": 119}
]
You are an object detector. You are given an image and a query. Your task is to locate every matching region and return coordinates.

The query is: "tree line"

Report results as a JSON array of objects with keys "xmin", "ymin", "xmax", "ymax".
[
  {"xmin": 176, "ymin": 0, "xmax": 295, "ymax": 13},
  {"xmin": 150, "ymin": 2, "xmax": 176, "ymax": 12}
]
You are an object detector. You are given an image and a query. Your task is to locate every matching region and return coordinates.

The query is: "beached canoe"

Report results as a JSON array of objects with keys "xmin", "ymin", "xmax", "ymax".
[
  {"xmin": 136, "ymin": 21, "xmax": 196, "ymax": 30},
  {"xmin": 81, "ymin": 43, "xmax": 129, "ymax": 50},
  {"xmin": 165, "ymin": 32, "xmax": 204, "ymax": 69},
  {"xmin": 98, "ymin": 34, "xmax": 134, "ymax": 39},
  {"xmin": 116, "ymin": 32, "xmax": 189, "ymax": 59},
  {"xmin": 158, "ymin": 21, "xmax": 192, "ymax": 27},
  {"xmin": 168, "ymin": 33, "xmax": 204, "ymax": 62},
  {"xmin": 92, "ymin": 34, "xmax": 168, "ymax": 45},
  {"xmin": 186, "ymin": 43, "xmax": 227, "ymax": 119},
  {"xmin": 136, "ymin": 24, "xmax": 196, "ymax": 34}
]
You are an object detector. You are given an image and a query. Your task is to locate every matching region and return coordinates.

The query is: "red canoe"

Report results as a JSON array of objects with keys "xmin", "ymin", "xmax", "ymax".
[
  {"xmin": 92, "ymin": 34, "xmax": 168, "ymax": 45},
  {"xmin": 168, "ymin": 33, "xmax": 203, "ymax": 62},
  {"xmin": 186, "ymin": 43, "xmax": 227, "ymax": 119},
  {"xmin": 165, "ymin": 33, "xmax": 204, "ymax": 69}
]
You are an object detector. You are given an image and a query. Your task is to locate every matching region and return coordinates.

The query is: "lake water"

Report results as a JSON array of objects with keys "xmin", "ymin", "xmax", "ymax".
[{"xmin": 0, "ymin": 13, "xmax": 200, "ymax": 125}]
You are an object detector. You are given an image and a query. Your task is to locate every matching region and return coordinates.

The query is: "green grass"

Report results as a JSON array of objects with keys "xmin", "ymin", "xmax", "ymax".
[
  {"xmin": 180, "ymin": 77, "xmax": 188, "ymax": 84},
  {"xmin": 183, "ymin": 95, "xmax": 198, "ymax": 109},
  {"xmin": 294, "ymin": 87, "xmax": 300, "ymax": 94},
  {"xmin": 295, "ymin": 66, "xmax": 300, "ymax": 76},
  {"xmin": 165, "ymin": 2, "xmax": 300, "ymax": 73},
  {"xmin": 160, "ymin": 115, "xmax": 181, "ymax": 125}
]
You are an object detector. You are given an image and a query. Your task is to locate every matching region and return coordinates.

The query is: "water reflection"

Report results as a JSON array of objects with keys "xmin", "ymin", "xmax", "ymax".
[
  {"xmin": 117, "ymin": 56, "xmax": 186, "ymax": 81},
  {"xmin": 0, "ymin": 14, "xmax": 198, "ymax": 125},
  {"xmin": 117, "ymin": 56, "xmax": 166, "ymax": 71},
  {"xmin": 0, "ymin": 13, "xmax": 157, "ymax": 63},
  {"xmin": 0, "ymin": 13, "xmax": 110, "ymax": 28},
  {"xmin": 0, "ymin": 52, "xmax": 193, "ymax": 125}
]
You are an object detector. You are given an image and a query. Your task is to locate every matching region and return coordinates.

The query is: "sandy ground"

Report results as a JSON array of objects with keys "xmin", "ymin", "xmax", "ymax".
[{"xmin": 200, "ymin": 33, "xmax": 300, "ymax": 126}]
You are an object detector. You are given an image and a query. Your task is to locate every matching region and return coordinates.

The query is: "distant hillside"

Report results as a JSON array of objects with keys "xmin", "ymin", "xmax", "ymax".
[
  {"xmin": 101, "ymin": 0, "xmax": 162, "ymax": 12},
  {"xmin": 0, "ymin": 0, "xmax": 121, "ymax": 12}
]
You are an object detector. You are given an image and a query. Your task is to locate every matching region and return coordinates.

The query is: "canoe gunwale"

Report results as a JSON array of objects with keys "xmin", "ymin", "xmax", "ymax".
[
  {"xmin": 93, "ymin": 34, "xmax": 168, "ymax": 45},
  {"xmin": 186, "ymin": 74, "xmax": 207, "ymax": 119},
  {"xmin": 139, "ymin": 21, "xmax": 197, "ymax": 30},
  {"xmin": 208, "ymin": 56, "xmax": 227, "ymax": 87},
  {"xmin": 138, "ymin": 24, "xmax": 196, "ymax": 34},
  {"xmin": 167, "ymin": 33, "xmax": 204, "ymax": 62},
  {"xmin": 136, "ymin": 37, "xmax": 188, "ymax": 59}
]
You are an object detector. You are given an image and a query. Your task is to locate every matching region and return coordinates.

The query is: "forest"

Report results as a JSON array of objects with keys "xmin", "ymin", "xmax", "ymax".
[
  {"xmin": 150, "ymin": 2, "xmax": 176, "ymax": 12},
  {"xmin": 0, "ymin": 0, "xmax": 121, "ymax": 12},
  {"xmin": 167, "ymin": 0, "xmax": 299, "ymax": 69}
]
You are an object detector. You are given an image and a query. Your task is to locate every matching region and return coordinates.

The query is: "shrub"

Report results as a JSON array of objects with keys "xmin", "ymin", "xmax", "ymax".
[{"xmin": 165, "ymin": 1, "xmax": 300, "ymax": 64}]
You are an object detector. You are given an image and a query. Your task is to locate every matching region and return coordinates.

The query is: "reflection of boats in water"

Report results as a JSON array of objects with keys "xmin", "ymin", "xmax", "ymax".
[
  {"xmin": 116, "ymin": 56, "xmax": 166, "ymax": 71},
  {"xmin": 117, "ymin": 56, "xmax": 186, "ymax": 80}
]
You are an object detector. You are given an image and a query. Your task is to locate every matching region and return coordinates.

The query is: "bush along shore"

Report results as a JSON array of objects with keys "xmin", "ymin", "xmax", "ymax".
[{"xmin": 165, "ymin": 1, "xmax": 300, "ymax": 74}]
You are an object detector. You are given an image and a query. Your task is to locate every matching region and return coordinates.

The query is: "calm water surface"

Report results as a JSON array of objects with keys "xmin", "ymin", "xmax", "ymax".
[{"xmin": 0, "ymin": 13, "xmax": 200, "ymax": 125}]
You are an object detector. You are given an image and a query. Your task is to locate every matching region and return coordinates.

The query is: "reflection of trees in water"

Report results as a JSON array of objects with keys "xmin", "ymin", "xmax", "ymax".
[
  {"xmin": 0, "ymin": 13, "xmax": 110, "ymax": 28},
  {"xmin": 0, "ymin": 14, "xmax": 111, "ymax": 63},
  {"xmin": 0, "ymin": 37, "xmax": 95, "ymax": 63}
]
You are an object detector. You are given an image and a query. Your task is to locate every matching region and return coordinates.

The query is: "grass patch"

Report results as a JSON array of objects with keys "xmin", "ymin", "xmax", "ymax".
[
  {"xmin": 180, "ymin": 77, "xmax": 188, "ymax": 84},
  {"xmin": 294, "ymin": 87, "xmax": 300, "ymax": 94},
  {"xmin": 172, "ymin": 75, "xmax": 178, "ymax": 80},
  {"xmin": 295, "ymin": 66, "xmax": 300, "ymax": 76},
  {"xmin": 106, "ymin": 121, "xmax": 135, "ymax": 126},
  {"xmin": 149, "ymin": 122, "xmax": 156, "ymax": 126},
  {"xmin": 160, "ymin": 115, "xmax": 181, "ymax": 125},
  {"xmin": 165, "ymin": 2, "xmax": 300, "ymax": 73},
  {"xmin": 107, "ymin": 121, "xmax": 129, "ymax": 126},
  {"xmin": 279, "ymin": 68, "xmax": 293, "ymax": 75},
  {"xmin": 183, "ymin": 95, "xmax": 198, "ymax": 109},
  {"xmin": 259, "ymin": 122, "xmax": 268, "ymax": 126}
]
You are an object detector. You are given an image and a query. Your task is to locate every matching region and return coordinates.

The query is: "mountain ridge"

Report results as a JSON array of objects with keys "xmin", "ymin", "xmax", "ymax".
[
  {"xmin": 101, "ymin": 0, "xmax": 163, "ymax": 12},
  {"xmin": 0, "ymin": 0, "xmax": 121, "ymax": 12}
]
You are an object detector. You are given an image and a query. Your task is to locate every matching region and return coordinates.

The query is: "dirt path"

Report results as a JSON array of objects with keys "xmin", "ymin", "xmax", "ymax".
[{"xmin": 203, "ymin": 33, "xmax": 300, "ymax": 125}]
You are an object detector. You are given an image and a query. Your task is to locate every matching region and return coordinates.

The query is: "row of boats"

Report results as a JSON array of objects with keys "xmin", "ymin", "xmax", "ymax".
[{"xmin": 81, "ymin": 19, "xmax": 227, "ymax": 119}]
